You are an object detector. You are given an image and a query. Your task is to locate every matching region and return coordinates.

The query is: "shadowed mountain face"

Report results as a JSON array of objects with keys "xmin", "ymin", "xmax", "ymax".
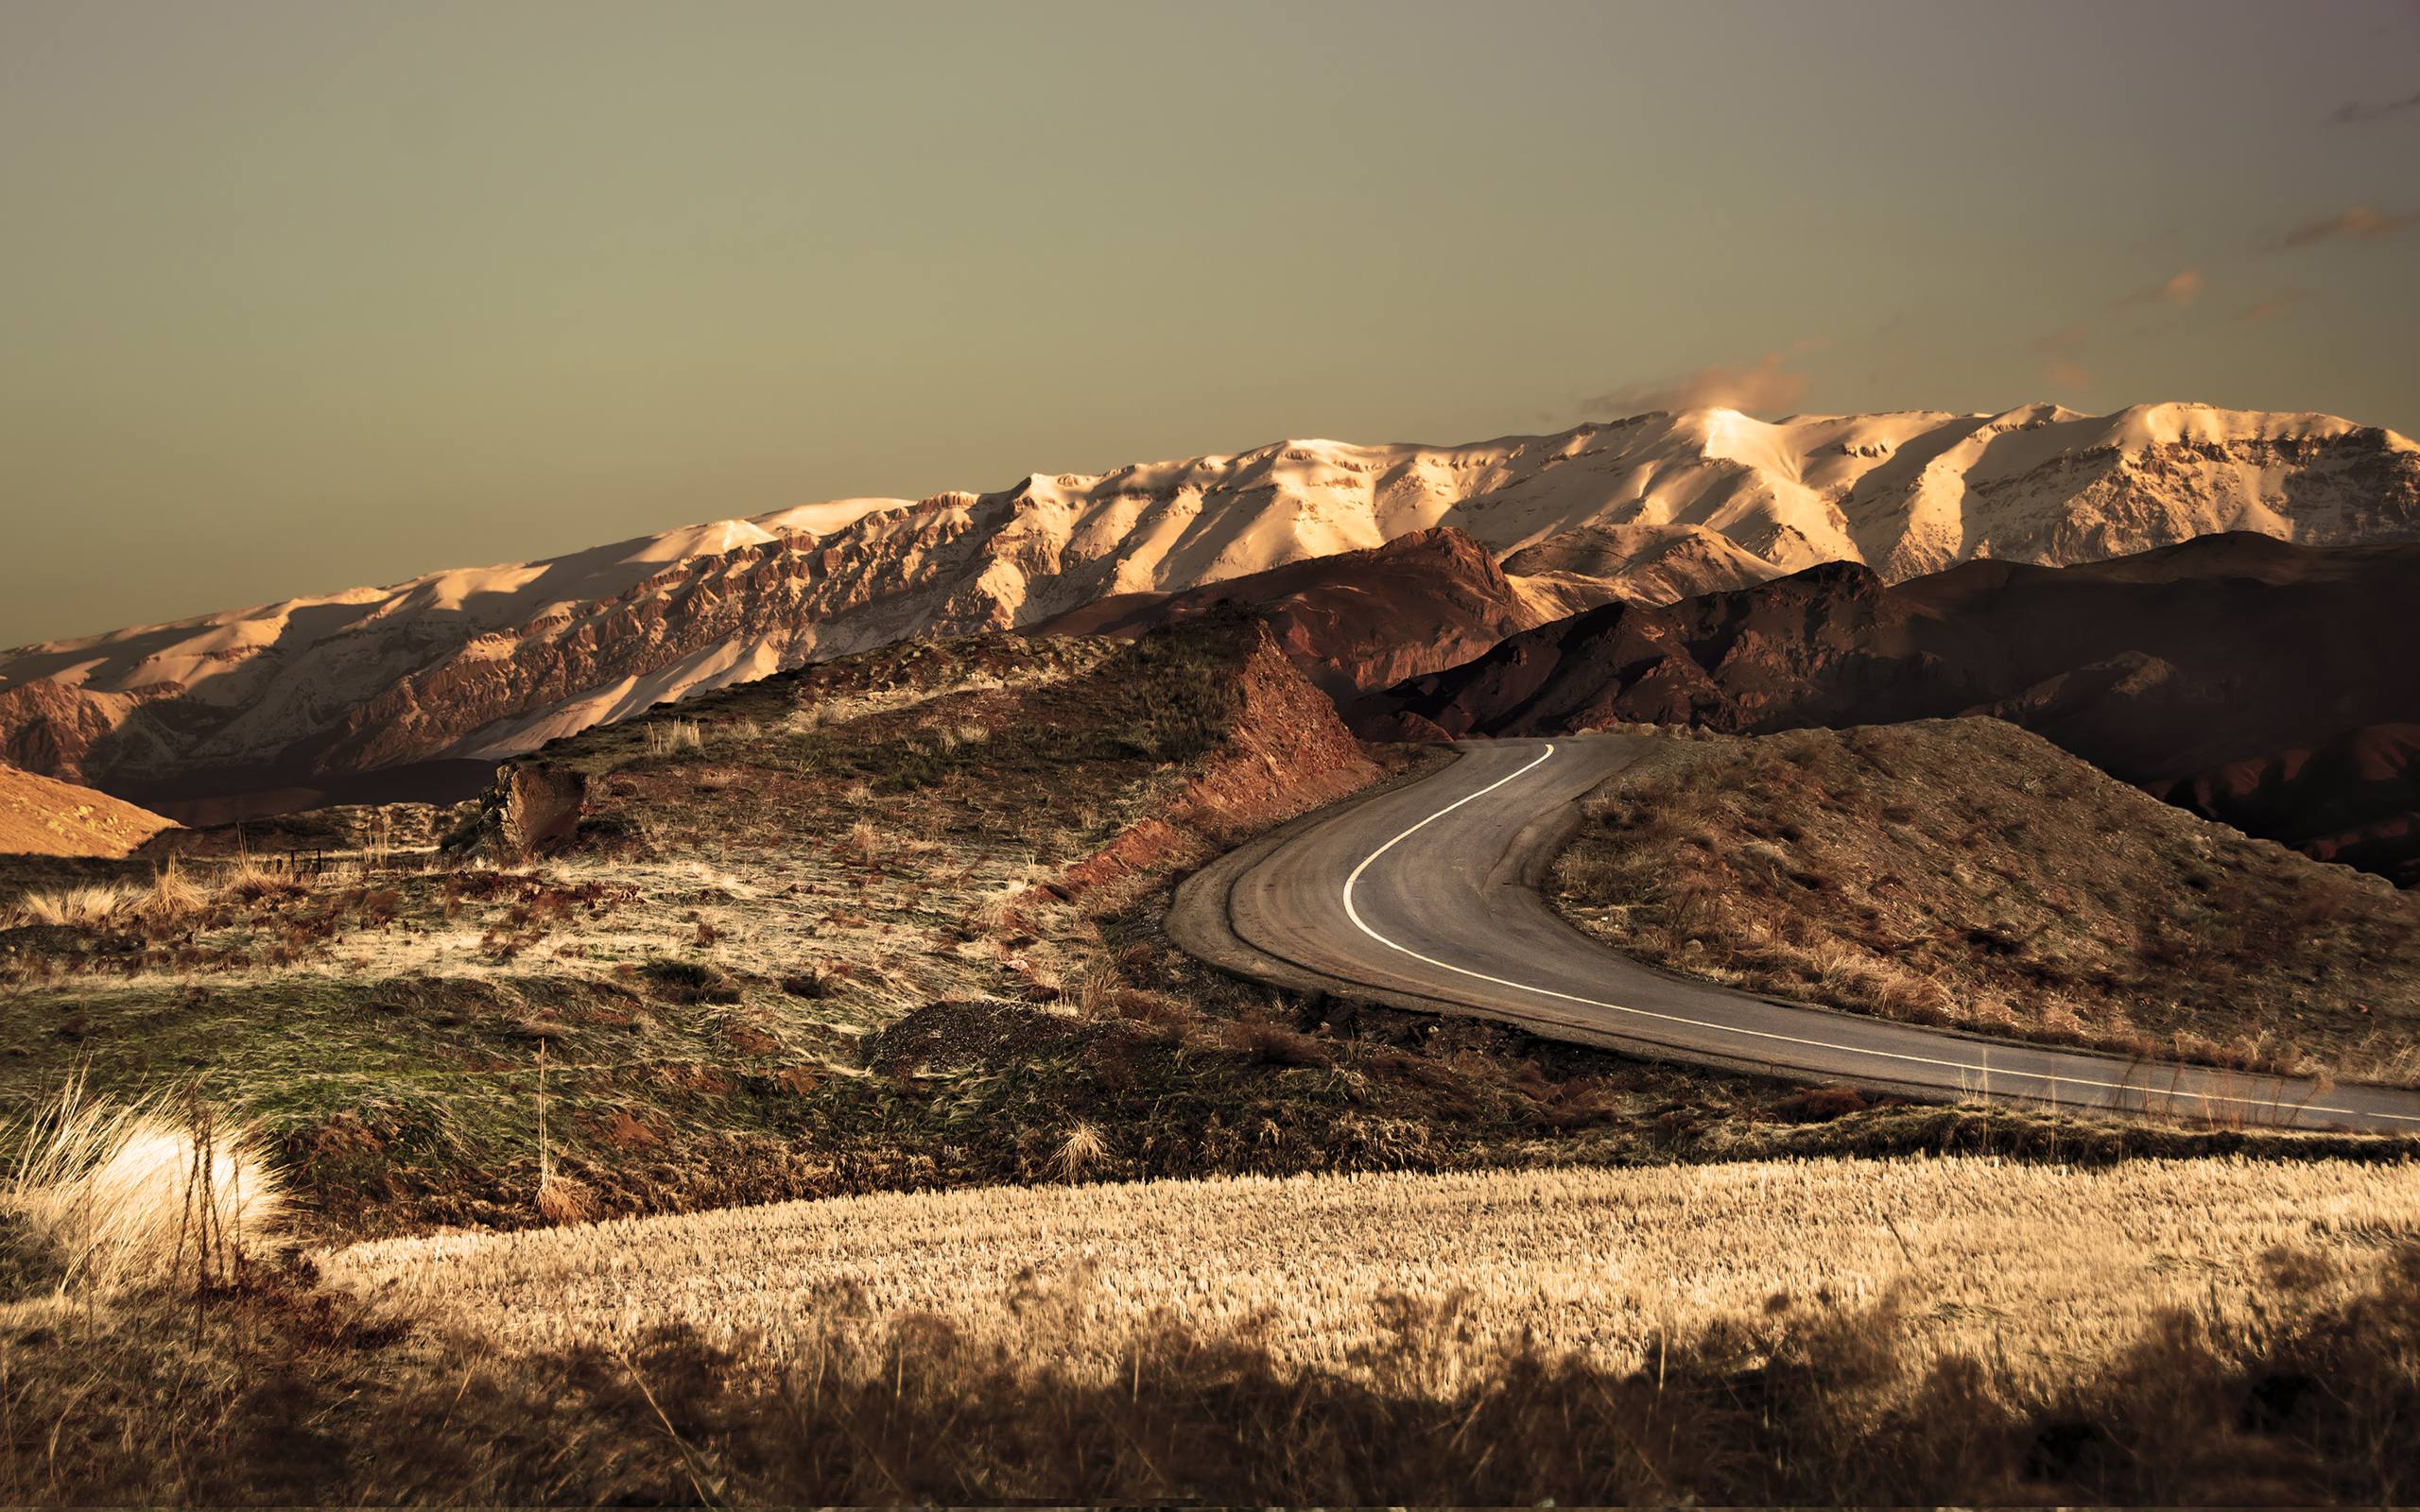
[
  {"xmin": 2152, "ymin": 726, "xmax": 2420, "ymax": 888},
  {"xmin": 1031, "ymin": 528, "xmax": 1624, "ymax": 699},
  {"xmin": 1353, "ymin": 535, "xmax": 2420, "ymax": 883}
]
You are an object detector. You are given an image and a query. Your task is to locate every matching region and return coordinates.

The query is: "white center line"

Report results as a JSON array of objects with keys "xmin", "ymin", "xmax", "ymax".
[{"xmin": 1338, "ymin": 742, "xmax": 2419, "ymax": 1127}]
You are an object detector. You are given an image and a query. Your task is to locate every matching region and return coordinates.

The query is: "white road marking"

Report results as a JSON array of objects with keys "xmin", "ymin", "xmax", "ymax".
[{"xmin": 1337, "ymin": 742, "xmax": 2420, "ymax": 1128}]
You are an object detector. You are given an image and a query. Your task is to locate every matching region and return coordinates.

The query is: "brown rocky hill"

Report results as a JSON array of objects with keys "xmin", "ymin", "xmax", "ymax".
[
  {"xmin": 1032, "ymin": 527, "xmax": 1617, "ymax": 699},
  {"xmin": 0, "ymin": 764, "xmax": 174, "ymax": 857},
  {"xmin": 1355, "ymin": 534, "xmax": 2420, "ymax": 882}
]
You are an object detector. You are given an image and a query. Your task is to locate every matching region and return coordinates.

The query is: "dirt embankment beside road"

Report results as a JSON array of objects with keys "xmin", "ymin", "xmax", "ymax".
[{"xmin": 1551, "ymin": 719, "xmax": 2420, "ymax": 1085}]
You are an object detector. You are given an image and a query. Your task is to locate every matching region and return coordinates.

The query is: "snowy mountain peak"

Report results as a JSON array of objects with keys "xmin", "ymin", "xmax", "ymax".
[{"xmin": 3, "ymin": 402, "xmax": 2413, "ymax": 813}]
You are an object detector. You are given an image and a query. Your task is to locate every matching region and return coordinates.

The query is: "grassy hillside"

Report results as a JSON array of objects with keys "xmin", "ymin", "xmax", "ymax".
[
  {"xmin": 1552, "ymin": 719, "xmax": 2420, "ymax": 1086},
  {"xmin": 9, "ymin": 641, "xmax": 2415, "ymax": 1239},
  {"xmin": 0, "ymin": 617, "xmax": 2132, "ymax": 1242},
  {"xmin": 0, "ymin": 619, "xmax": 1395, "ymax": 1230}
]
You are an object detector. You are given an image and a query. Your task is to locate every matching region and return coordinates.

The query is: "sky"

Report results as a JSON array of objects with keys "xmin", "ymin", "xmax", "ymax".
[{"xmin": 3, "ymin": 0, "xmax": 2417, "ymax": 646}]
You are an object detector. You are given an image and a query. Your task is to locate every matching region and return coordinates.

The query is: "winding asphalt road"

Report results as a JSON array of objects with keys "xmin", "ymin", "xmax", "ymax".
[{"xmin": 1169, "ymin": 733, "xmax": 2420, "ymax": 1132}]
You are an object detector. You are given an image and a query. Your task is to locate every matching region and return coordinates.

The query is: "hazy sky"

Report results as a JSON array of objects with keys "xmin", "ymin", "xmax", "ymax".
[{"xmin": 5, "ymin": 0, "xmax": 2418, "ymax": 645}]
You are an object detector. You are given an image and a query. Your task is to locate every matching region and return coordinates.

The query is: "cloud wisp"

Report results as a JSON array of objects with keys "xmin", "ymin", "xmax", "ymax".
[
  {"xmin": 2238, "ymin": 289, "xmax": 2308, "ymax": 324},
  {"xmin": 2274, "ymin": 205, "xmax": 2417, "ymax": 249},
  {"xmin": 2114, "ymin": 266, "xmax": 2205, "ymax": 309},
  {"xmin": 2030, "ymin": 324, "xmax": 2092, "ymax": 390},
  {"xmin": 2331, "ymin": 88, "xmax": 2420, "ymax": 125},
  {"xmin": 1582, "ymin": 348, "xmax": 1816, "ymax": 420}
]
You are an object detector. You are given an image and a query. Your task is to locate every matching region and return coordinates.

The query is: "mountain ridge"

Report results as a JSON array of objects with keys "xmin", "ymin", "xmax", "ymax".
[{"xmin": 5, "ymin": 401, "xmax": 2414, "ymax": 815}]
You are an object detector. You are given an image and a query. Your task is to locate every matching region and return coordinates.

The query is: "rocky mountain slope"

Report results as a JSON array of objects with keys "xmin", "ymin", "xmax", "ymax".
[
  {"xmin": 4, "ymin": 403, "xmax": 2412, "ymax": 815},
  {"xmin": 1355, "ymin": 534, "xmax": 2420, "ymax": 882},
  {"xmin": 0, "ymin": 764, "xmax": 174, "ymax": 857},
  {"xmin": 1033, "ymin": 527, "xmax": 1618, "ymax": 698}
]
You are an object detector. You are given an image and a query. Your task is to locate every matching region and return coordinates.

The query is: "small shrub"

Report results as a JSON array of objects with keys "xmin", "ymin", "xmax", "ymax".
[
  {"xmin": 1221, "ymin": 1016, "xmax": 1336, "ymax": 1069},
  {"xmin": 1773, "ymin": 1087, "xmax": 1871, "ymax": 1122},
  {"xmin": 639, "ymin": 958, "xmax": 743, "ymax": 1005}
]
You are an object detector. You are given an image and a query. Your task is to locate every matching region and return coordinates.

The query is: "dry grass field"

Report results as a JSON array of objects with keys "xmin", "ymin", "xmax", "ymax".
[
  {"xmin": 1553, "ymin": 719, "xmax": 2420, "ymax": 1085},
  {"xmin": 325, "ymin": 1156, "xmax": 2420, "ymax": 1395},
  {"xmin": 9, "ymin": 1124, "xmax": 2412, "ymax": 1505}
]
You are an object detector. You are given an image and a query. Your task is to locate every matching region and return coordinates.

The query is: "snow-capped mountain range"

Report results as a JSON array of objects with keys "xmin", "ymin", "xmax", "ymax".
[{"xmin": 4, "ymin": 402, "xmax": 2414, "ymax": 814}]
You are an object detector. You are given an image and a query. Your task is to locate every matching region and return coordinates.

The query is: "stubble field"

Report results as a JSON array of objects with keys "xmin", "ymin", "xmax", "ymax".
[{"xmin": 327, "ymin": 1155, "xmax": 2418, "ymax": 1393}]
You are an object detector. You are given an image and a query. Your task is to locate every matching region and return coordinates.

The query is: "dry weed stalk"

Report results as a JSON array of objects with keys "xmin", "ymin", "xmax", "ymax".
[
  {"xmin": 1051, "ymin": 1122, "xmax": 1109, "ymax": 1180},
  {"xmin": 646, "ymin": 719, "xmax": 704, "ymax": 757},
  {"xmin": 843, "ymin": 819, "xmax": 883, "ymax": 866},
  {"xmin": 531, "ymin": 1043, "xmax": 596, "ymax": 1226}
]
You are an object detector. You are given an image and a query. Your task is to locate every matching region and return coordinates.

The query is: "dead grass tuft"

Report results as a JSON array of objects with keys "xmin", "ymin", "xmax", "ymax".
[
  {"xmin": 140, "ymin": 856, "xmax": 210, "ymax": 922},
  {"xmin": 2, "ymin": 1079, "xmax": 285, "ymax": 1296},
  {"xmin": 12, "ymin": 883, "xmax": 139, "ymax": 928},
  {"xmin": 536, "ymin": 1174, "xmax": 597, "ymax": 1227},
  {"xmin": 644, "ymin": 718, "xmax": 703, "ymax": 757},
  {"xmin": 1051, "ymin": 1121, "xmax": 1110, "ymax": 1181}
]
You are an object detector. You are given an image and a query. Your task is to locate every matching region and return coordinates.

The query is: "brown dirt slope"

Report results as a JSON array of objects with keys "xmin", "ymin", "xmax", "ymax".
[
  {"xmin": 1551, "ymin": 719, "xmax": 2420, "ymax": 1085},
  {"xmin": 0, "ymin": 764, "xmax": 173, "ymax": 857}
]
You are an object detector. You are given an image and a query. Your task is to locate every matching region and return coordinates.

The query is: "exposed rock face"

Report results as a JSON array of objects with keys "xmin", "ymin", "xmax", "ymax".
[
  {"xmin": 1353, "ymin": 534, "xmax": 2420, "ymax": 882},
  {"xmin": 451, "ymin": 764, "xmax": 593, "ymax": 862},
  {"xmin": 3, "ymin": 402, "xmax": 2413, "ymax": 813},
  {"xmin": 0, "ymin": 679, "xmax": 140, "ymax": 784},
  {"xmin": 1497, "ymin": 522, "xmax": 1788, "ymax": 605},
  {"xmin": 1050, "ymin": 617, "xmax": 1382, "ymax": 909}
]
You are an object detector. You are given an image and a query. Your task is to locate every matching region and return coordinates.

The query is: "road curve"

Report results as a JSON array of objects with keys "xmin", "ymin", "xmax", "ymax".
[{"xmin": 1169, "ymin": 733, "xmax": 2420, "ymax": 1133}]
